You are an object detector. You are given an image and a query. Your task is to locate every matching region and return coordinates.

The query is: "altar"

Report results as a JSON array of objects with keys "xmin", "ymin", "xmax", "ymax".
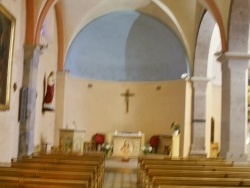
[{"xmin": 111, "ymin": 132, "xmax": 145, "ymax": 157}]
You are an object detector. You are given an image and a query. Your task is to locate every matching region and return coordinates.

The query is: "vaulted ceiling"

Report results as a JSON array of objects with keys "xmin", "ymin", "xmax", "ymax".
[{"xmin": 27, "ymin": 0, "xmax": 231, "ymax": 79}]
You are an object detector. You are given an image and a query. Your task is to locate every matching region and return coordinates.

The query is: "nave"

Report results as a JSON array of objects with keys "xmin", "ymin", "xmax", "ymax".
[{"xmin": 1, "ymin": 151, "xmax": 250, "ymax": 188}]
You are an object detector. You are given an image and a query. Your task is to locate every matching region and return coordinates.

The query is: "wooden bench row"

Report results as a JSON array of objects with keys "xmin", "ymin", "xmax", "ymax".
[
  {"xmin": 13, "ymin": 152, "xmax": 105, "ymax": 188},
  {"xmin": 0, "ymin": 175, "xmax": 88, "ymax": 188},
  {"xmin": 0, "ymin": 151, "xmax": 105, "ymax": 188},
  {"xmin": 0, "ymin": 167, "xmax": 93, "ymax": 187},
  {"xmin": 138, "ymin": 155, "xmax": 250, "ymax": 188}
]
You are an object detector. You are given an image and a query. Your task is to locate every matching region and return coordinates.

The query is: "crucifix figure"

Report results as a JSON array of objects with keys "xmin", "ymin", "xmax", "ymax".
[{"xmin": 121, "ymin": 89, "xmax": 135, "ymax": 113}]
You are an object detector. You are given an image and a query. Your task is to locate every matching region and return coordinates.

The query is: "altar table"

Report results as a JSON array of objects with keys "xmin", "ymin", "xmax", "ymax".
[{"xmin": 112, "ymin": 132, "xmax": 145, "ymax": 157}]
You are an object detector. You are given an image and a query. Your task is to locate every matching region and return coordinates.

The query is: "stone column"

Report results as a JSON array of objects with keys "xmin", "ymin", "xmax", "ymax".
[
  {"xmin": 189, "ymin": 80, "xmax": 208, "ymax": 156},
  {"xmin": 18, "ymin": 45, "xmax": 43, "ymax": 158},
  {"xmin": 218, "ymin": 52, "xmax": 249, "ymax": 162}
]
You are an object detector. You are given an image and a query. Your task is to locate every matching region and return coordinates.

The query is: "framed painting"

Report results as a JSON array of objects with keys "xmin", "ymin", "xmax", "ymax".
[{"xmin": 0, "ymin": 4, "xmax": 15, "ymax": 110}]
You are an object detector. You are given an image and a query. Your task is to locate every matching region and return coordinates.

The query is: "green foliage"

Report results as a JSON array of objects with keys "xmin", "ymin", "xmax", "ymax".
[{"xmin": 170, "ymin": 121, "xmax": 180, "ymax": 131}]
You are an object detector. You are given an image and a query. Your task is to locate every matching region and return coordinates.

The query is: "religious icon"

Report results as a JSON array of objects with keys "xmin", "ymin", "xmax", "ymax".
[
  {"xmin": 120, "ymin": 139, "xmax": 134, "ymax": 155},
  {"xmin": 0, "ymin": 4, "xmax": 15, "ymax": 110},
  {"xmin": 121, "ymin": 89, "xmax": 135, "ymax": 113},
  {"xmin": 42, "ymin": 71, "xmax": 55, "ymax": 111}
]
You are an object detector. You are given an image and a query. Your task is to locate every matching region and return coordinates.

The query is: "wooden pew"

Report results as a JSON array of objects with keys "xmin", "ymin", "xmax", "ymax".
[
  {"xmin": 137, "ymin": 156, "xmax": 233, "ymax": 179},
  {"xmin": 26, "ymin": 152, "xmax": 105, "ymax": 164},
  {"xmin": 140, "ymin": 169, "xmax": 250, "ymax": 187},
  {"xmin": 149, "ymin": 176, "xmax": 250, "ymax": 188},
  {"xmin": 0, "ymin": 167, "xmax": 94, "ymax": 188},
  {"xmin": 138, "ymin": 155, "xmax": 226, "ymax": 165},
  {"xmin": 0, "ymin": 176, "xmax": 21, "ymax": 187},
  {"xmin": 139, "ymin": 158, "xmax": 233, "ymax": 167},
  {"xmin": 138, "ymin": 162, "xmax": 228, "ymax": 185},
  {"xmin": 139, "ymin": 164, "xmax": 250, "ymax": 186},
  {"xmin": 31, "ymin": 151, "xmax": 105, "ymax": 161},
  {"xmin": 9, "ymin": 163, "xmax": 99, "ymax": 188},
  {"xmin": 0, "ymin": 152, "xmax": 105, "ymax": 188},
  {"xmin": 0, "ymin": 176, "xmax": 88, "ymax": 188},
  {"xmin": 153, "ymin": 185, "xmax": 247, "ymax": 188},
  {"xmin": 137, "ymin": 156, "xmax": 250, "ymax": 188},
  {"xmin": 16, "ymin": 153, "xmax": 105, "ymax": 187}
]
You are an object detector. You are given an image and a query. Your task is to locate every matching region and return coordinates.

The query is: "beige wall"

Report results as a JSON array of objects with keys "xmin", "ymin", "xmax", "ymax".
[
  {"xmin": 0, "ymin": 1, "xmax": 26, "ymax": 162},
  {"xmin": 55, "ymin": 75, "xmax": 187, "ymax": 155},
  {"xmin": 35, "ymin": 7, "xmax": 58, "ymax": 151},
  {"xmin": 206, "ymin": 83, "xmax": 221, "ymax": 157},
  {"xmin": 183, "ymin": 81, "xmax": 192, "ymax": 157}
]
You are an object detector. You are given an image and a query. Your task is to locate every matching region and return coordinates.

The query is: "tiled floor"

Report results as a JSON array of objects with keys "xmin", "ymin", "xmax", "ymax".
[
  {"xmin": 103, "ymin": 157, "xmax": 138, "ymax": 188},
  {"xmin": 103, "ymin": 171, "xmax": 137, "ymax": 188}
]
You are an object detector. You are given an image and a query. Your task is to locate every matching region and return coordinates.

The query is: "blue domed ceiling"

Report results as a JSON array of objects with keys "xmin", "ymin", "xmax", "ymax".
[{"xmin": 65, "ymin": 10, "xmax": 189, "ymax": 81}]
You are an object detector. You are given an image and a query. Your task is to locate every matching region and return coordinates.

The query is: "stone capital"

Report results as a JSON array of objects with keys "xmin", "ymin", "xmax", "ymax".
[{"xmin": 217, "ymin": 51, "xmax": 250, "ymax": 63}]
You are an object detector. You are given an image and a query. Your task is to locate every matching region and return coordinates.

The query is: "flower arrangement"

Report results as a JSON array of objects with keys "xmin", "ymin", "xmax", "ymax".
[
  {"xmin": 142, "ymin": 144, "xmax": 152, "ymax": 155},
  {"xmin": 170, "ymin": 121, "xmax": 180, "ymax": 134},
  {"xmin": 101, "ymin": 143, "xmax": 113, "ymax": 155}
]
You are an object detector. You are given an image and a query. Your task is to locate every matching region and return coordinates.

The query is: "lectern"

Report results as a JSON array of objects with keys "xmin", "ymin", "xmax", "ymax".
[
  {"xmin": 59, "ymin": 129, "xmax": 86, "ymax": 153},
  {"xmin": 172, "ymin": 134, "xmax": 180, "ymax": 157}
]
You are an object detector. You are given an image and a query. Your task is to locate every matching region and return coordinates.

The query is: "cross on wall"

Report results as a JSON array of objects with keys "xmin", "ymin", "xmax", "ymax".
[{"xmin": 121, "ymin": 89, "xmax": 135, "ymax": 113}]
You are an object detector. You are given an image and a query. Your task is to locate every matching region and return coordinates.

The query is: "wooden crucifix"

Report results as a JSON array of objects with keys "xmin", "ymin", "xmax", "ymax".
[{"xmin": 121, "ymin": 89, "xmax": 135, "ymax": 113}]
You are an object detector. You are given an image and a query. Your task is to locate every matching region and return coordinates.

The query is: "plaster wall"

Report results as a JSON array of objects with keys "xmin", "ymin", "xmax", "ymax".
[
  {"xmin": 0, "ymin": 1, "xmax": 25, "ymax": 163},
  {"xmin": 183, "ymin": 81, "xmax": 192, "ymax": 157},
  {"xmin": 34, "ymin": 8, "xmax": 58, "ymax": 150},
  {"xmin": 206, "ymin": 83, "xmax": 221, "ymax": 156},
  {"xmin": 56, "ymin": 76, "xmax": 186, "ymax": 155}
]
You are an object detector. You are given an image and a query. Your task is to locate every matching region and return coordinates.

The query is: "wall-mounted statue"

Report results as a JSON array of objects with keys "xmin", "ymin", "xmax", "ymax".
[{"xmin": 42, "ymin": 71, "xmax": 55, "ymax": 111}]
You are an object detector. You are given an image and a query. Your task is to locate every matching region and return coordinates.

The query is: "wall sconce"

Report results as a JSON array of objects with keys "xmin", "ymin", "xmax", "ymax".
[
  {"xmin": 156, "ymin": 86, "xmax": 161, "ymax": 90},
  {"xmin": 88, "ymin": 83, "xmax": 93, "ymax": 88}
]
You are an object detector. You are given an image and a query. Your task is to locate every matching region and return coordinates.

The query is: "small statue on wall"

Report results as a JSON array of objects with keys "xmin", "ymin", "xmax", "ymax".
[{"xmin": 42, "ymin": 71, "xmax": 55, "ymax": 111}]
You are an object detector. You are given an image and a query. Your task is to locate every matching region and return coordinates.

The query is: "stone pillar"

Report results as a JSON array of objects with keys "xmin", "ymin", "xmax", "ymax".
[
  {"xmin": 218, "ymin": 52, "xmax": 249, "ymax": 162},
  {"xmin": 18, "ymin": 45, "xmax": 43, "ymax": 158},
  {"xmin": 190, "ymin": 80, "xmax": 208, "ymax": 156}
]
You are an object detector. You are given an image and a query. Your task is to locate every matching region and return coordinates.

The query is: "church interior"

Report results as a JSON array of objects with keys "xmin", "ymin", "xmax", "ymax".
[{"xmin": 0, "ymin": 0, "xmax": 250, "ymax": 187}]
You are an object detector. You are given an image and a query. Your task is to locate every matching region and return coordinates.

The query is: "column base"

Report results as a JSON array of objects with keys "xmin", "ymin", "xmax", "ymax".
[
  {"xmin": 189, "ymin": 150, "xmax": 207, "ymax": 157},
  {"xmin": 226, "ymin": 152, "xmax": 248, "ymax": 162}
]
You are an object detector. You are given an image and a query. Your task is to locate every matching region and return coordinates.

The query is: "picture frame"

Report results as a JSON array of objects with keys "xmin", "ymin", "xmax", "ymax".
[{"xmin": 0, "ymin": 4, "xmax": 15, "ymax": 110}]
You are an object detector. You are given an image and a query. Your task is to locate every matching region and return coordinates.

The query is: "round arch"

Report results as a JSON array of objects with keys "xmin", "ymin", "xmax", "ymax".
[{"xmin": 65, "ymin": 10, "xmax": 189, "ymax": 82}]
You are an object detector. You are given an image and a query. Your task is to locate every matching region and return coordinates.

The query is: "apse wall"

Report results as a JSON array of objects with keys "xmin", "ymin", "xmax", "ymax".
[
  {"xmin": 55, "ymin": 75, "xmax": 186, "ymax": 156},
  {"xmin": 65, "ymin": 10, "xmax": 189, "ymax": 81}
]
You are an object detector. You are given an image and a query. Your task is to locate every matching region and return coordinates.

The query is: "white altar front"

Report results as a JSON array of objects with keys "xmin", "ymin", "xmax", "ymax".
[{"xmin": 112, "ymin": 132, "xmax": 145, "ymax": 157}]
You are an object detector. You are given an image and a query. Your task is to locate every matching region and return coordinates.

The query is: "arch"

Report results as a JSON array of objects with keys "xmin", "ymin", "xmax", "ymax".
[
  {"xmin": 194, "ymin": 11, "xmax": 216, "ymax": 76},
  {"xmin": 65, "ymin": 11, "xmax": 189, "ymax": 81},
  {"xmin": 228, "ymin": 0, "xmax": 249, "ymax": 52},
  {"xmin": 55, "ymin": 1, "xmax": 64, "ymax": 71},
  {"xmin": 25, "ymin": 0, "xmax": 35, "ymax": 44},
  {"xmin": 34, "ymin": 0, "xmax": 56, "ymax": 44},
  {"xmin": 32, "ymin": 0, "xmax": 65, "ymax": 71},
  {"xmin": 149, "ymin": 0, "xmax": 189, "ymax": 61},
  {"xmin": 204, "ymin": 0, "xmax": 228, "ymax": 52}
]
